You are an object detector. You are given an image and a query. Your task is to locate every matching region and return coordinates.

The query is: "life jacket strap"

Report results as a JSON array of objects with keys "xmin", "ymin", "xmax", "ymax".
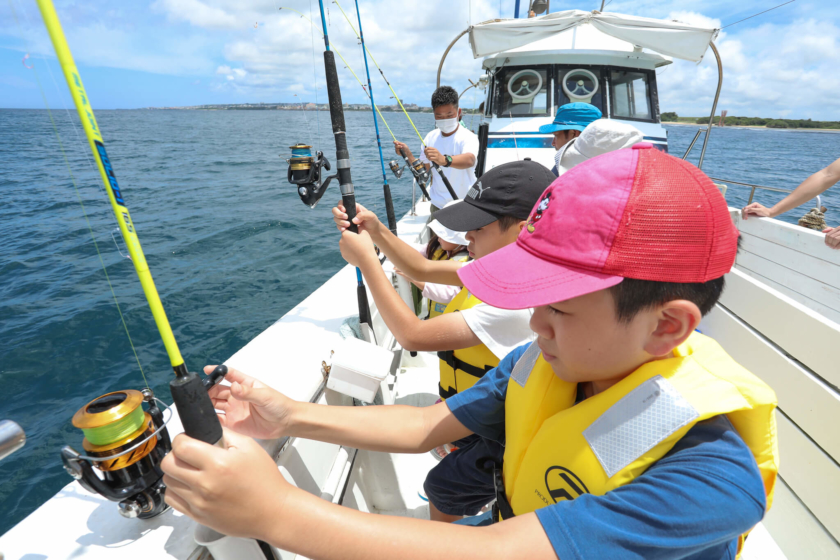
[
  {"xmin": 438, "ymin": 384, "xmax": 458, "ymax": 400},
  {"xmin": 476, "ymin": 456, "xmax": 515, "ymax": 522},
  {"xmin": 437, "ymin": 350, "xmax": 495, "ymax": 379}
]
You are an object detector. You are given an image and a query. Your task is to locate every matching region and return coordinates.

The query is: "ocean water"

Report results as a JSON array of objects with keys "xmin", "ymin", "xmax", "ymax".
[{"xmin": 1, "ymin": 109, "xmax": 839, "ymax": 536}]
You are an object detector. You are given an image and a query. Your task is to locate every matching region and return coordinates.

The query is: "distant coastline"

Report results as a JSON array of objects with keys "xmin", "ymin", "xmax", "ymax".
[
  {"xmin": 144, "ymin": 102, "xmax": 481, "ymax": 114},
  {"xmin": 663, "ymin": 121, "xmax": 840, "ymax": 134}
]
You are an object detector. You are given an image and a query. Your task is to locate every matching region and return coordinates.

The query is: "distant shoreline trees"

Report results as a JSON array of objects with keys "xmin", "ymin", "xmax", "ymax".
[{"xmin": 660, "ymin": 112, "xmax": 840, "ymax": 130}]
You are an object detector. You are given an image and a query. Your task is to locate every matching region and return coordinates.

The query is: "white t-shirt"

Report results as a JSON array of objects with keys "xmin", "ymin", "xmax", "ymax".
[
  {"xmin": 461, "ymin": 301, "xmax": 535, "ymax": 361},
  {"xmin": 418, "ymin": 126, "xmax": 479, "ymax": 209}
]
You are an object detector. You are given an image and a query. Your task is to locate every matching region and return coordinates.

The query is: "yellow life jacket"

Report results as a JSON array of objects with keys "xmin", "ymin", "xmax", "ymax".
[
  {"xmin": 501, "ymin": 333, "xmax": 779, "ymax": 552},
  {"xmin": 437, "ymin": 287, "xmax": 500, "ymax": 399},
  {"xmin": 427, "ymin": 248, "xmax": 470, "ymax": 319}
]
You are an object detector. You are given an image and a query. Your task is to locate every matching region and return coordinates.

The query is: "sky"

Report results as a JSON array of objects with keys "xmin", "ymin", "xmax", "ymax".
[{"xmin": 1, "ymin": 0, "xmax": 839, "ymax": 120}]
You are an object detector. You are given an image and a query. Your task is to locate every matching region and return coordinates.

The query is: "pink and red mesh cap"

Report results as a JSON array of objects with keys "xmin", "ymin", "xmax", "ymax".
[{"xmin": 458, "ymin": 144, "xmax": 739, "ymax": 310}]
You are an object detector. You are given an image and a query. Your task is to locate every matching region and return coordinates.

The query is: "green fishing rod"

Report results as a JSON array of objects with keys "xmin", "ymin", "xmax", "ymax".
[
  {"xmin": 332, "ymin": 0, "xmax": 459, "ymax": 201},
  {"xmin": 353, "ymin": 0, "xmax": 396, "ymax": 235}
]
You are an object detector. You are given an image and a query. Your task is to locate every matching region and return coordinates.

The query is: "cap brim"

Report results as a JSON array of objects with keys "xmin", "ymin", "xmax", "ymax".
[
  {"xmin": 428, "ymin": 219, "xmax": 469, "ymax": 246},
  {"xmin": 434, "ymin": 200, "xmax": 498, "ymax": 232},
  {"xmin": 457, "ymin": 241, "xmax": 624, "ymax": 310},
  {"xmin": 538, "ymin": 123, "xmax": 586, "ymax": 134}
]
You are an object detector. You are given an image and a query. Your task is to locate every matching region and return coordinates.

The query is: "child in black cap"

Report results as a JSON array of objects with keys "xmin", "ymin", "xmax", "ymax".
[{"xmin": 333, "ymin": 160, "xmax": 556, "ymax": 522}]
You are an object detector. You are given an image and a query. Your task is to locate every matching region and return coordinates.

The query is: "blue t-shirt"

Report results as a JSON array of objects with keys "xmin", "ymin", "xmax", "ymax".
[{"xmin": 446, "ymin": 343, "xmax": 767, "ymax": 560}]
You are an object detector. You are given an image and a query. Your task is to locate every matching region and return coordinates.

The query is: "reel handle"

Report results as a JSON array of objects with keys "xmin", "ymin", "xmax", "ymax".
[{"xmin": 203, "ymin": 364, "xmax": 229, "ymax": 390}]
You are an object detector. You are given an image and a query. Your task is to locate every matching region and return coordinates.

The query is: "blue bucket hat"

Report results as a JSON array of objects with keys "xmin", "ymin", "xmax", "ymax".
[{"xmin": 538, "ymin": 102, "xmax": 603, "ymax": 134}]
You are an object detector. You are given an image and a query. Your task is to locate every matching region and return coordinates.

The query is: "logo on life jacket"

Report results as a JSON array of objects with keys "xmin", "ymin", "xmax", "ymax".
[{"xmin": 543, "ymin": 466, "xmax": 589, "ymax": 503}]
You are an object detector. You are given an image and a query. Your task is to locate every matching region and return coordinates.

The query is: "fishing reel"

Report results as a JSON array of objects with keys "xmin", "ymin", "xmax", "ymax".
[
  {"xmin": 60, "ymin": 366, "xmax": 228, "ymax": 520},
  {"xmin": 394, "ymin": 149, "xmax": 431, "ymax": 200},
  {"xmin": 286, "ymin": 143, "xmax": 337, "ymax": 208},
  {"xmin": 388, "ymin": 159, "xmax": 405, "ymax": 179}
]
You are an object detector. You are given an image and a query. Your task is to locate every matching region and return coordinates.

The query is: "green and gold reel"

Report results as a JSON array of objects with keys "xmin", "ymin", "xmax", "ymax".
[{"xmin": 61, "ymin": 389, "xmax": 172, "ymax": 519}]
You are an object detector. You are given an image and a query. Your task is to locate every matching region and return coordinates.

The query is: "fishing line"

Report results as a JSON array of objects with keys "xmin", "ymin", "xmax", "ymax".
[
  {"xmin": 332, "ymin": 0, "xmax": 425, "ymax": 145},
  {"xmin": 722, "ymin": 0, "xmax": 796, "ymax": 29},
  {"xmin": 309, "ymin": 0, "xmax": 323, "ymax": 148},
  {"xmin": 329, "ymin": 0, "xmax": 459, "ymax": 202},
  {"xmin": 8, "ymin": 0, "xmax": 150, "ymax": 388},
  {"xmin": 279, "ymin": 7, "xmax": 398, "ymax": 141}
]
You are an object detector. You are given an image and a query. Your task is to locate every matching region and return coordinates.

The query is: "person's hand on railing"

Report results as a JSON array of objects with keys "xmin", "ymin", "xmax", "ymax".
[
  {"xmin": 823, "ymin": 225, "xmax": 840, "ymax": 250},
  {"xmin": 742, "ymin": 202, "xmax": 776, "ymax": 219}
]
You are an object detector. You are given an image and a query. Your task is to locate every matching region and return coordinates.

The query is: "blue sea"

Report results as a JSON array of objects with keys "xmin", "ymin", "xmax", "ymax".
[{"xmin": 1, "ymin": 109, "xmax": 839, "ymax": 536}]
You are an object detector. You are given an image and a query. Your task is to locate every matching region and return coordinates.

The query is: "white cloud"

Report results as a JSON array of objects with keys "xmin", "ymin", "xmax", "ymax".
[
  {"xmin": 216, "ymin": 65, "xmax": 233, "ymax": 75},
  {"xmin": 151, "ymin": 0, "xmax": 239, "ymax": 30}
]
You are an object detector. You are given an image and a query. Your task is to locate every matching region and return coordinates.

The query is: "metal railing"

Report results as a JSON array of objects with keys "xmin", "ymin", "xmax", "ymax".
[{"xmin": 708, "ymin": 177, "xmax": 792, "ymax": 205}]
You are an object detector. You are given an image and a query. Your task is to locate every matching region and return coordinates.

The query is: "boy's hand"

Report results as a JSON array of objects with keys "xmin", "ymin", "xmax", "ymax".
[
  {"xmin": 205, "ymin": 365, "xmax": 293, "ymax": 440},
  {"xmin": 741, "ymin": 202, "xmax": 774, "ymax": 220},
  {"xmin": 393, "ymin": 140, "xmax": 412, "ymax": 158},
  {"xmin": 424, "ymin": 147, "xmax": 445, "ymax": 166},
  {"xmin": 339, "ymin": 229, "xmax": 379, "ymax": 269},
  {"xmin": 332, "ymin": 201, "xmax": 382, "ymax": 237},
  {"xmin": 162, "ymin": 428, "xmax": 292, "ymax": 540},
  {"xmin": 824, "ymin": 225, "xmax": 840, "ymax": 249}
]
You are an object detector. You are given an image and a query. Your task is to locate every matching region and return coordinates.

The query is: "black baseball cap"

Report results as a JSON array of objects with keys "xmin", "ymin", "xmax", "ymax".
[{"xmin": 434, "ymin": 159, "xmax": 556, "ymax": 232}]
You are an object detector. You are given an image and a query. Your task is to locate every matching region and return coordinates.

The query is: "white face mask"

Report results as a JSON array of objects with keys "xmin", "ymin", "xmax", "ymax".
[{"xmin": 435, "ymin": 116, "xmax": 459, "ymax": 134}]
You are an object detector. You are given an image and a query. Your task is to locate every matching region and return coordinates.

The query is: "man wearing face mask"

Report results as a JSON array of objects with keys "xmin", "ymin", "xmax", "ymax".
[{"xmin": 394, "ymin": 86, "xmax": 479, "ymax": 213}]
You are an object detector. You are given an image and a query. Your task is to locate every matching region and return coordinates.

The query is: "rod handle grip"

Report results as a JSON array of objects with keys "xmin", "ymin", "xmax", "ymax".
[
  {"xmin": 170, "ymin": 372, "xmax": 223, "ymax": 445},
  {"xmin": 343, "ymin": 193, "xmax": 359, "ymax": 234}
]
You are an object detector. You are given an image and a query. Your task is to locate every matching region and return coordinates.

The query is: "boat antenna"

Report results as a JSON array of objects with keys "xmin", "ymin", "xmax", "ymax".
[
  {"xmin": 721, "ymin": 0, "xmax": 796, "ymax": 29},
  {"xmin": 313, "ymin": 0, "xmax": 374, "ymax": 331},
  {"xmin": 353, "ymin": 0, "xmax": 397, "ymax": 235},
  {"xmin": 332, "ymin": 0, "xmax": 459, "ymax": 201},
  {"xmin": 35, "ymin": 0, "xmax": 223, "ymax": 445}
]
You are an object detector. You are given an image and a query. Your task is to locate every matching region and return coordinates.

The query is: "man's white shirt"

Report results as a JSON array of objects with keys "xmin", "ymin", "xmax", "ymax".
[{"xmin": 418, "ymin": 126, "xmax": 479, "ymax": 208}]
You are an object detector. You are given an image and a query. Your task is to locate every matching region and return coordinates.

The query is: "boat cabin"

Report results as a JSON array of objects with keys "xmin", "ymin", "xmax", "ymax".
[{"xmin": 478, "ymin": 22, "xmax": 671, "ymax": 171}]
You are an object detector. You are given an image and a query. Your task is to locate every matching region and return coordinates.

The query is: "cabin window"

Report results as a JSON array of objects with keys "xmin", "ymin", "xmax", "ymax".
[
  {"xmin": 494, "ymin": 66, "xmax": 551, "ymax": 118},
  {"xmin": 554, "ymin": 66, "xmax": 606, "ymax": 115},
  {"xmin": 609, "ymin": 70, "xmax": 653, "ymax": 121}
]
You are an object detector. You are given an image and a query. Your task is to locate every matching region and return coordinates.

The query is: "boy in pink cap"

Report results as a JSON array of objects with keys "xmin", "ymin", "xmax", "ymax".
[{"xmin": 162, "ymin": 145, "xmax": 779, "ymax": 560}]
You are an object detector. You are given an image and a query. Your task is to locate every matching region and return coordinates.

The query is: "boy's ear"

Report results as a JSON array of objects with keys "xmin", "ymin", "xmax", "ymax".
[
  {"xmin": 643, "ymin": 300, "xmax": 702, "ymax": 358},
  {"xmin": 517, "ymin": 220, "xmax": 527, "ymax": 232}
]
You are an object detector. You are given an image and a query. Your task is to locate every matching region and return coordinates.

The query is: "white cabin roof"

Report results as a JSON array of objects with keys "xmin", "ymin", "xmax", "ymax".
[
  {"xmin": 472, "ymin": 10, "xmax": 719, "ymax": 67},
  {"xmin": 481, "ymin": 22, "xmax": 672, "ymax": 69}
]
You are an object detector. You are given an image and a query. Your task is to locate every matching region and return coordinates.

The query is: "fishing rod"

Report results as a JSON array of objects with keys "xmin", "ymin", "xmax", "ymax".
[
  {"xmin": 304, "ymin": 0, "xmax": 373, "ymax": 331},
  {"xmin": 354, "ymin": 0, "xmax": 396, "ymax": 235},
  {"xmin": 332, "ymin": 0, "xmax": 459, "ymax": 202},
  {"xmin": 280, "ymin": 7, "xmax": 432, "ymax": 202},
  {"xmin": 37, "ymin": 0, "xmax": 227, "ymax": 519}
]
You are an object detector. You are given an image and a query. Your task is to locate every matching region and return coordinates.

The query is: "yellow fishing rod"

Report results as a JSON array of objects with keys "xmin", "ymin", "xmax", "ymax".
[
  {"xmin": 37, "ymin": 0, "xmax": 223, "ymax": 453},
  {"xmin": 331, "ymin": 0, "xmax": 459, "ymax": 200}
]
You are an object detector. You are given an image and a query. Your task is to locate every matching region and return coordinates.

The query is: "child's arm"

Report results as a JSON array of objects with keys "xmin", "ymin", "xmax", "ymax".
[
  {"xmin": 333, "ymin": 202, "xmax": 464, "ymax": 287},
  {"xmin": 207, "ymin": 367, "xmax": 472, "ymax": 453},
  {"xmin": 340, "ymin": 231, "xmax": 483, "ymax": 352},
  {"xmin": 162, "ymin": 430, "xmax": 556, "ymax": 560}
]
